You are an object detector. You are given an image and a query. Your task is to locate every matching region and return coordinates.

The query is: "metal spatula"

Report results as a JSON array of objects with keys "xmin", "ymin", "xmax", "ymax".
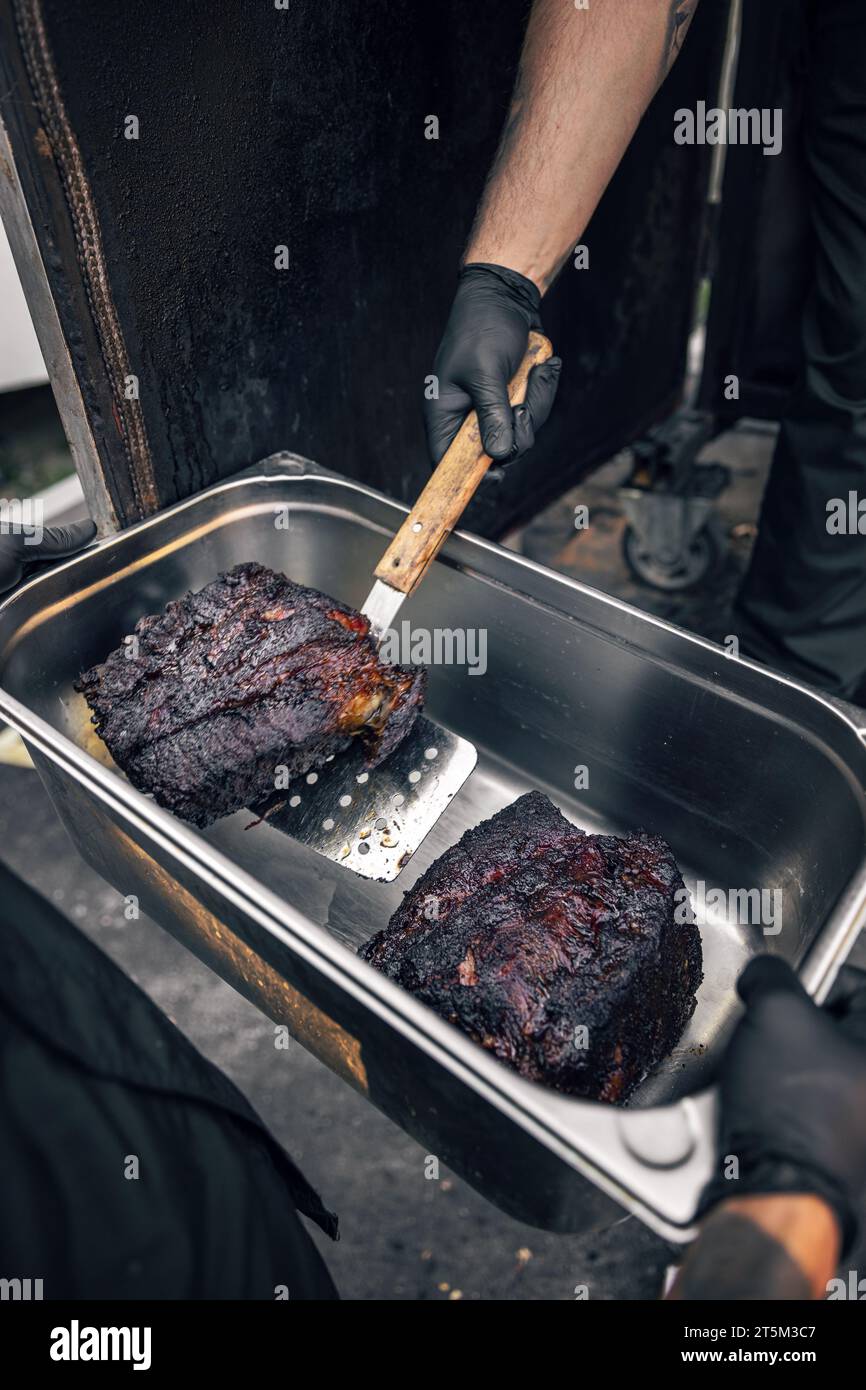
[
  {"xmin": 251, "ymin": 713, "xmax": 475, "ymax": 880},
  {"xmin": 258, "ymin": 331, "xmax": 554, "ymax": 880}
]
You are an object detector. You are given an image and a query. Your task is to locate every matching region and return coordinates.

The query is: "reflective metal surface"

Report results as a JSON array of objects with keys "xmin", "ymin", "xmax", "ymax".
[
  {"xmin": 254, "ymin": 714, "xmax": 477, "ymax": 881},
  {"xmin": 361, "ymin": 575, "xmax": 406, "ymax": 643},
  {"xmin": 1, "ymin": 452, "xmax": 865, "ymax": 1240}
]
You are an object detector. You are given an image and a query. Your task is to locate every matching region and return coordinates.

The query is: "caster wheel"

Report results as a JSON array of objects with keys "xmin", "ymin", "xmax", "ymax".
[{"xmin": 622, "ymin": 523, "xmax": 722, "ymax": 592}]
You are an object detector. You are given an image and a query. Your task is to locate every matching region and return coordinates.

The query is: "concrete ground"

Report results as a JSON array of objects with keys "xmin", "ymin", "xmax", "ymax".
[
  {"xmin": 502, "ymin": 419, "xmax": 777, "ymax": 639},
  {"xmin": 0, "ymin": 766, "xmax": 673, "ymax": 1300},
  {"xmin": 2, "ymin": 417, "xmax": 865, "ymax": 1299}
]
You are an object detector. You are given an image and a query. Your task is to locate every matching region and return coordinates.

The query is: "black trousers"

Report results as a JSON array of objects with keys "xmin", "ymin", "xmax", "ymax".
[
  {"xmin": 734, "ymin": 0, "xmax": 866, "ymax": 700},
  {"xmin": 0, "ymin": 863, "xmax": 338, "ymax": 1300}
]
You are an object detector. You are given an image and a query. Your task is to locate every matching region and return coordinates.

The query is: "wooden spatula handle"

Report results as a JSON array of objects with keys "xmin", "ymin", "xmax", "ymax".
[{"xmin": 374, "ymin": 330, "xmax": 554, "ymax": 596}]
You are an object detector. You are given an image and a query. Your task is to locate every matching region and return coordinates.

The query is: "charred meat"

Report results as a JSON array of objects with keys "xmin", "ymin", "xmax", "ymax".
[
  {"xmin": 360, "ymin": 791, "xmax": 701, "ymax": 1102},
  {"xmin": 76, "ymin": 562, "xmax": 426, "ymax": 826}
]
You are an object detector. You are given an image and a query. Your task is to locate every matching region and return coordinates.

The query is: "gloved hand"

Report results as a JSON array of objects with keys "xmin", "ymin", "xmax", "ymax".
[
  {"xmin": 0, "ymin": 518, "xmax": 96, "ymax": 595},
  {"xmin": 424, "ymin": 262, "xmax": 562, "ymax": 467},
  {"xmin": 700, "ymin": 955, "xmax": 866, "ymax": 1255}
]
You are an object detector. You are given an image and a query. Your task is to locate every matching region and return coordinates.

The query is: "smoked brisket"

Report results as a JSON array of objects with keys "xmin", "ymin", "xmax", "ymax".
[
  {"xmin": 360, "ymin": 791, "xmax": 701, "ymax": 1102},
  {"xmin": 76, "ymin": 562, "xmax": 425, "ymax": 826}
]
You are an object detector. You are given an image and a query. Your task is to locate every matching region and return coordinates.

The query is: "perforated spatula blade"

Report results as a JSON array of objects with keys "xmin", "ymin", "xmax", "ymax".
[
  {"xmin": 258, "ymin": 331, "xmax": 552, "ymax": 879},
  {"xmin": 251, "ymin": 715, "xmax": 476, "ymax": 880}
]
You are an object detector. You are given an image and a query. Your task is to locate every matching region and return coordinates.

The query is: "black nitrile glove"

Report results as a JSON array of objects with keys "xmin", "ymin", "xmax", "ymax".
[
  {"xmin": 700, "ymin": 956, "xmax": 866, "ymax": 1256},
  {"xmin": 424, "ymin": 262, "xmax": 562, "ymax": 467},
  {"xmin": 0, "ymin": 518, "xmax": 96, "ymax": 595}
]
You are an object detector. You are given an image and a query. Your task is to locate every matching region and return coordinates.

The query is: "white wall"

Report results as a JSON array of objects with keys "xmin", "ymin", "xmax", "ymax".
[{"xmin": 0, "ymin": 221, "xmax": 48, "ymax": 393}]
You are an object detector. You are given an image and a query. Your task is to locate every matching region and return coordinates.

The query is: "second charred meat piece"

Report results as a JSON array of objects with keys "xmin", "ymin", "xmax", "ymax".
[
  {"xmin": 360, "ymin": 791, "xmax": 701, "ymax": 1102},
  {"xmin": 76, "ymin": 562, "xmax": 426, "ymax": 826}
]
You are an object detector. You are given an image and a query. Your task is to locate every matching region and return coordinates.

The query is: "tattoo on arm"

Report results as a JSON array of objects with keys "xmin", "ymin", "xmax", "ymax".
[{"xmin": 661, "ymin": 1, "xmax": 699, "ymax": 81}]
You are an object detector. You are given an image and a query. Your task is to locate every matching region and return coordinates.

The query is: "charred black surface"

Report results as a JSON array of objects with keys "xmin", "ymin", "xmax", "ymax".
[
  {"xmin": 76, "ymin": 563, "xmax": 425, "ymax": 826},
  {"xmin": 361, "ymin": 791, "xmax": 702, "ymax": 1102},
  {"xmin": 1, "ymin": 0, "xmax": 728, "ymax": 533}
]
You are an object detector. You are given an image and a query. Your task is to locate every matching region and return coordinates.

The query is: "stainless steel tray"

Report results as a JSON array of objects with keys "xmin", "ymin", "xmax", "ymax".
[{"xmin": 2, "ymin": 452, "xmax": 866, "ymax": 1241}]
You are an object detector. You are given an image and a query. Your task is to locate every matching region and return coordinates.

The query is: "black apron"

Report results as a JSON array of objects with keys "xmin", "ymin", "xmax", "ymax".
[
  {"xmin": 0, "ymin": 861, "xmax": 338, "ymax": 1299},
  {"xmin": 735, "ymin": 0, "xmax": 866, "ymax": 700}
]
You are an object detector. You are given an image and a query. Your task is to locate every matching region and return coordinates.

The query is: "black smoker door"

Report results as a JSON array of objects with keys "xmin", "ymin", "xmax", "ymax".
[{"xmin": 1, "ymin": 0, "xmax": 729, "ymax": 535}]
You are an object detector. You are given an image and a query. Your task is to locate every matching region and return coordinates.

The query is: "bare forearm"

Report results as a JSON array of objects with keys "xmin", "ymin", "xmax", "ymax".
[
  {"xmin": 668, "ymin": 1195, "xmax": 841, "ymax": 1301},
  {"xmin": 465, "ymin": 0, "xmax": 700, "ymax": 292}
]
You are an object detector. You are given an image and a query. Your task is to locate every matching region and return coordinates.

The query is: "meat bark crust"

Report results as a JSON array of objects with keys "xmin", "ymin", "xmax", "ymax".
[
  {"xmin": 75, "ymin": 562, "xmax": 426, "ymax": 827},
  {"xmin": 360, "ymin": 791, "xmax": 702, "ymax": 1102}
]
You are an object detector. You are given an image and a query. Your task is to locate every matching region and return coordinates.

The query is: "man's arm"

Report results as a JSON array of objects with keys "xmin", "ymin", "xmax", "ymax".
[
  {"xmin": 668, "ymin": 958, "xmax": 866, "ymax": 1301},
  {"xmin": 465, "ymin": 0, "xmax": 700, "ymax": 292},
  {"xmin": 668, "ymin": 1195, "xmax": 841, "ymax": 1301},
  {"xmin": 424, "ymin": 1, "xmax": 699, "ymax": 465}
]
